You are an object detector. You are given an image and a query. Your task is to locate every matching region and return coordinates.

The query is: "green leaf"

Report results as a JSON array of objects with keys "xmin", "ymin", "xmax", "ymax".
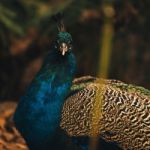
[{"xmin": 0, "ymin": 13, "xmax": 24, "ymax": 35}]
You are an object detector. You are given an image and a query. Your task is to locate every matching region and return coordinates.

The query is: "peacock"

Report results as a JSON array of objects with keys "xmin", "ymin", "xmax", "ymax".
[
  {"xmin": 13, "ymin": 14, "xmax": 150, "ymax": 150},
  {"xmin": 13, "ymin": 14, "xmax": 77, "ymax": 150}
]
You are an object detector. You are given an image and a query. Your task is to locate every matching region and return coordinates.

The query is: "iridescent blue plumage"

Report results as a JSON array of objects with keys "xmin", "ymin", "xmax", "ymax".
[{"xmin": 13, "ymin": 32, "xmax": 76, "ymax": 150}]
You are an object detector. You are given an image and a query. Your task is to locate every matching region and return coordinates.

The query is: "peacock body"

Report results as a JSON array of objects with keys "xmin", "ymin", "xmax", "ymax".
[
  {"xmin": 61, "ymin": 76, "xmax": 150, "ymax": 149},
  {"xmin": 13, "ymin": 31, "xmax": 76, "ymax": 150},
  {"xmin": 13, "ymin": 14, "xmax": 150, "ymax": 150}
]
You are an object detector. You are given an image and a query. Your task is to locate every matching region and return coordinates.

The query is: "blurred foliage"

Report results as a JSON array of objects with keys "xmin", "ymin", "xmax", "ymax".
[{"xmin": 0, "ymin": 0, "xmax": 150, "ymax": 100}]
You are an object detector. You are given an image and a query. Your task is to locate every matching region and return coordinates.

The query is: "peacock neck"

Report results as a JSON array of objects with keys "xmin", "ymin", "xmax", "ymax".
[{"xmin": 14, "ymin": 50, "xmax": 76, "ymax": 150}]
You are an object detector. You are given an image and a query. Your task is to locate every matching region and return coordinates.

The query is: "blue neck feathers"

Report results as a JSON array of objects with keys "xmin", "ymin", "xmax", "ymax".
[{"xmin": 14, "ymin": 43, "xmax": 76, "ymax": 150}]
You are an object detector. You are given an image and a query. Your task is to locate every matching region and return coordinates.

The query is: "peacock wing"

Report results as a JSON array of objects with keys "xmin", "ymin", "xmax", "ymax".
[{"xmin": 60, "ymin": 76, "xmax": 150, "ymax": 149}]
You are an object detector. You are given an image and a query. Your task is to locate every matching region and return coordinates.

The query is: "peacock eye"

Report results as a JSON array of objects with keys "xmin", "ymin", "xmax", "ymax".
[
  {"xmin": 67, "ymin": 41, "xmax": 72, "ymax": 49},
  {"xmin": 68, "ymin": 41, "xmax": 72, "ymax": 44},
  {"xmin": 68, "ymin": 44, "xmax": 72, "ymax": 49},
  {"xmin": 57, "ymin": 40, "xmax": 60, "ymax": 44}
]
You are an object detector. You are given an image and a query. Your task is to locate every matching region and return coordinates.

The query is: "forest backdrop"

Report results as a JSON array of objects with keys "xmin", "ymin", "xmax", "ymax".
[{"xmin": 0, "ymin": 0, "xmax": 150, "ymax": 100}]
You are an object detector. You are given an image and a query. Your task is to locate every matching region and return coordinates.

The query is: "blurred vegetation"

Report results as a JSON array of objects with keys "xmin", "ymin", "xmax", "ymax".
[{"xmin": 0, "ymin": 0, "xmax": 150, "ymax": 100}]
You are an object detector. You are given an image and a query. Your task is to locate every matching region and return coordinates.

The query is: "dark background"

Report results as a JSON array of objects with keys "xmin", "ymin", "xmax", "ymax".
[{"xmin": 0, "ymin": 0, "xmax": 150, "ymax": 101}]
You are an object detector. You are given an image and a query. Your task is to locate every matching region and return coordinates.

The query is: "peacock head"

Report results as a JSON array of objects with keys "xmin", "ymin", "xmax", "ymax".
[{"xmin": 55, "ymin": 32, "xmax": 73, "ymax": 56}]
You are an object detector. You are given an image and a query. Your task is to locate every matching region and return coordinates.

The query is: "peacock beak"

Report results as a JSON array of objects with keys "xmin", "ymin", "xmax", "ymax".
[{"xmin": 60, "ymin": 43, "xmax": 68, "ymax": 56}]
